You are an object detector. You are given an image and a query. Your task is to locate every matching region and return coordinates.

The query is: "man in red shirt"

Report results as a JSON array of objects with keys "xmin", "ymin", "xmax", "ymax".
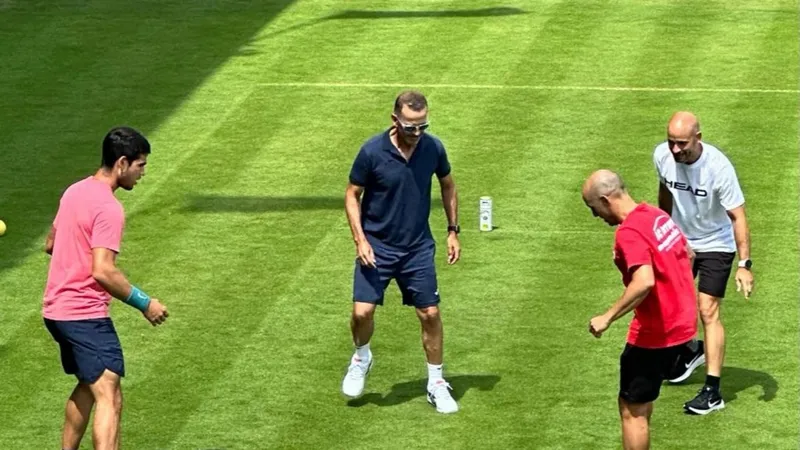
[{"xmin": 582, "ymin": 169, "xmax": 697, "ymax": 450}]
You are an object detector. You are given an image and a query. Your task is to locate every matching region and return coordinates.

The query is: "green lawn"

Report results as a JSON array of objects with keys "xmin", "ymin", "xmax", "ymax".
[{"xmin": 0, "ymin": 1, "xmax": 797, "ymax": 448}]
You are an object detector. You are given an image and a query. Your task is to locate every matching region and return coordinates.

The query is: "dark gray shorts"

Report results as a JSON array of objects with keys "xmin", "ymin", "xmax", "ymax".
[{"xmin": 693, "ymin": 251, "xmax": 736, "ymax": 298}]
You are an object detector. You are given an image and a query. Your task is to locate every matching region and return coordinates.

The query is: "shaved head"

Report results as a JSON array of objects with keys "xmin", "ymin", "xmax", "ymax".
[
  {"xmin": 582, "ymin": 169, "xmax": 627, "ymax": 202},
  {"xmin": 668, "ymin": 111, "xmax": 700, "ymax": 138},
  {"xmin": 666, "ymin": 111, "xmax": 703, "ymax": 164},
  {"xmin": 582, "ymin": 169, "xmax": 636, "ymax": 226}
]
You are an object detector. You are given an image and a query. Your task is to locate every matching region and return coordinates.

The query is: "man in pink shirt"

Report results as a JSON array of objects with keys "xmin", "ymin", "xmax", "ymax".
[{"xmin": 43, "ymin": 126, "xmax": 169, "ymax": 450}]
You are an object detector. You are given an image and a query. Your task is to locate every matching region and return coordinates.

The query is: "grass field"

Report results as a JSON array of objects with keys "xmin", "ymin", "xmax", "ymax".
[{"xmin": 1, "ymin": 1, "xmax": 798, "ymax": 449}]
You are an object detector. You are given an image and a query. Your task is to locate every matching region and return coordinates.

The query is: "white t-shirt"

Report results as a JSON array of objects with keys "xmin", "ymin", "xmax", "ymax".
[{"xmin": 653, "ymin": 141, "xmax": 745, "ymax": 253}]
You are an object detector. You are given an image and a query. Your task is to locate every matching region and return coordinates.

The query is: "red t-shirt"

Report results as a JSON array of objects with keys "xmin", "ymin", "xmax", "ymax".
[{"xmin": 614, "ymin": 203, "xmax": 697, "ymax": 348}]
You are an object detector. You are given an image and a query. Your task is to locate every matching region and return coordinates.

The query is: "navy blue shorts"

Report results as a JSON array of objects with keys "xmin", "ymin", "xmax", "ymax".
[
  {"xmin": 353, "ymin": 241, "xmax": 440, "ymax": 308},
  {"xmin": 44, "ymin": 318, "xmax": 125, "ymax": 384}
]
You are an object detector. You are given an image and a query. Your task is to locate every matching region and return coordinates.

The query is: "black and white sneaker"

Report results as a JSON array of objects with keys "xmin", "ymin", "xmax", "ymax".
[
  {"xmin": 684, "ymin": 385, "xmax": 725, "ymax": 415},
  {"xmin": 668, "ymin": 340, "xmax": 705, "ymax": 384}
]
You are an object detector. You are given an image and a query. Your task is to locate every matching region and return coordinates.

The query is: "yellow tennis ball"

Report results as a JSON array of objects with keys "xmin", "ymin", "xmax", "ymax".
[{"xmin": 0, "ymin": 220, "xmax": 6, "ymax": 237}]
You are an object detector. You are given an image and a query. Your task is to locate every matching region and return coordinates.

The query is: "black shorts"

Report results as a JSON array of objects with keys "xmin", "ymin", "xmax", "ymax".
[
  {"xmin": 619, "ymin": 343, "xmax": 686, "ymax": 403},
  {"xmin": 693, "ymin": 251, "xmax": 735, "ymax": 298},
  {"xmin": 353, "ymin": 240, "xmax": 440, "ymax": 308},
  {"xmin": 44, "ymin": 318, "xmax": 125, "ymax": 384}
]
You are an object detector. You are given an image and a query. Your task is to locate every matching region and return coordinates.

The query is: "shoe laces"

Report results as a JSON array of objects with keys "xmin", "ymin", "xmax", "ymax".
[
  {"xmin": 430, "ymin": 381, "xmax": 454, "ymax": 400},
  {"xmin": 346, "ymin": 358, "xmax": 369, "ymax": 379},
  {"xmin": 696, "ymin": 386, "xmax": 717, "ymax": 400}
]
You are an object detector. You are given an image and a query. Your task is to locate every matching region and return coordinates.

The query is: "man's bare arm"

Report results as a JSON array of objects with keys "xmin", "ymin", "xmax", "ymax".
[
  {"xmin": 345, "ymin": 183, "xmax": 367, "ymax": 245},
  {"xmin": 726, "ymin": 206, "xmax": 750, "ymax": 261},
  {"xmin": 658, "ymin": 182, "xmax": 673, "ymax": 216},
  {"xmin": 45, "ymin": 226, "xmax": 56, "ymax": 255},
  {"xmin": 439, "ymin": 174, "xmax": 458, "ymax": 228}
]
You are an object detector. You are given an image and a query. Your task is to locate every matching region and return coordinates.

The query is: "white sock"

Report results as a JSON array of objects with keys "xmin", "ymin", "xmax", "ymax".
[
  {"xmin": 355, "ymin": 343, "xmax": 371, "ymax": 361},
  {"xmin": 427, "ymin": 363, "xmax": 443, "ymax": 387}
]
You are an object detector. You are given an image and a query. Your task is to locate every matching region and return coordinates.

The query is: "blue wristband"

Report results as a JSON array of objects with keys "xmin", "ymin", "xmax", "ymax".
[{"xmin": 124, "ymin": 286, "xmax": 151, "ymax": 312}]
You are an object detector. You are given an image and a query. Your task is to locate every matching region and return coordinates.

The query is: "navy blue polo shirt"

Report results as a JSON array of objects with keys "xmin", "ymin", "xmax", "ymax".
[{"xmin": 349, "ymin": 128, "xmax": 452, "ymax": 250}]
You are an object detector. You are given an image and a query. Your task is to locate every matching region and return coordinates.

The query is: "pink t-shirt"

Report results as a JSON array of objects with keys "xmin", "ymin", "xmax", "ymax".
[{"xmin": 43, "ymin": 177, "xmax": 125, "ymax": 320}]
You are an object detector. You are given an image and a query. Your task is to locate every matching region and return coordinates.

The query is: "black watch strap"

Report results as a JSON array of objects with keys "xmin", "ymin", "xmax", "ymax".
[{"xmin": 447, "ymin": 225, "xmax": 460, "ymax": 234}]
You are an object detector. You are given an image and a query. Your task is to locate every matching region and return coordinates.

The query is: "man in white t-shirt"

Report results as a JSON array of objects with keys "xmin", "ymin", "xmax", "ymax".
[{"xmin": 653, "ymin": 111, "xmax": 754, "ymax": 415}]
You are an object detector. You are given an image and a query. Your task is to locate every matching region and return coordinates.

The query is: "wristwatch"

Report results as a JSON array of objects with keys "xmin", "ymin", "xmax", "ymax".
[
  {"xmin": 447, "ymin": 225, "xmax": 460, "ymax": 234},
  {"xmin": 738, "ymin": 259, "xmax": 752, "ymax": 270}
]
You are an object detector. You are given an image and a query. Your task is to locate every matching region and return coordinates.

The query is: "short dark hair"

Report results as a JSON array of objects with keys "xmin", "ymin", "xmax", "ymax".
[
  {"xmin": 393, "ymin": 90, "xmax": 428, "ymax": 116},
  {"xmin": 101, "ymin": 126, "xmax": 151, "ymax": 168}
]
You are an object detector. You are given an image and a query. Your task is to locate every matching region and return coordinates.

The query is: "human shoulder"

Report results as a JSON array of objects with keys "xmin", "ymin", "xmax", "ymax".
[
  {"xmin": 55, "ymin": 177, "xmax": 96, "ymax": 210},
  {"xmin": 653, "ymin": 141, "xmax": 670, "ymax": 158},
  {"xmin": 417, "ymin": 132, "xmax": 443, "ymax": 153},
  {"xmin": 700, "ymin": 142, "xmax": 737, "ymax": 174},
  {"xmin": 74, "ymin": 177, "xmax": 124, "ymax": 215},
  {"xmin": 90, "ymin": 190, "xmax": 124, "ymax": 216},
  {"xmin": 61, "ymin": 176, "xmax": 91, "ymax": 196},
  {"xmin": 354, "ymin": 130, "xmax": 390, "ymax": 164},
  {"xmin": 614, "ymin": 220, "xmax": 641, "ymax": 245},
  {"xmin": 652, "ymin": 141, "xmax": 672, "ymax": 172},
  {"xmin": 423, "ymin": 132, "xmax": 444, "ymax": 146},
  {"xmin": 91, "ymin": 197, "xmax": 125, "ymax": 236},
  {"xmin": 616, "ymin": 204, "xmax": 658, "ymax": 238},
  {"xmin": 360, "ymin": 129, "xmax": 390, "ymax": 153}
]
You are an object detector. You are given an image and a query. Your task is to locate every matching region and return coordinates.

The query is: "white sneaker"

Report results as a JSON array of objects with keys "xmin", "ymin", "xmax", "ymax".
[
  {"xmin": 427, "ymin": 380, "xmax": 458, "ymax": 414},
  {"xmin": 342, "ymin": 355, "xmax": 373, "ymax": 398}
]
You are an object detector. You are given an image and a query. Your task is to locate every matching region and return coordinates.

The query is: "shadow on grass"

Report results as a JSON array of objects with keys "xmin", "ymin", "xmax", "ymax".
[
  {"xmin": 675, "ymin": 365, "xmax": 778, "ymax": 403},
  {"xmin": 0, "ymin": 1, "xmax": 298, "ymax": 446},
  {"xmin": 347, "ymin": 374, "xmax": 501, "ymax": 408},
  {"xmin": 0, "ymin": 1, "xmax": 297, "ymax": 277},
  {"xmin": 247, "ymin": 6, "xmax": 527, "ymax": 43}
]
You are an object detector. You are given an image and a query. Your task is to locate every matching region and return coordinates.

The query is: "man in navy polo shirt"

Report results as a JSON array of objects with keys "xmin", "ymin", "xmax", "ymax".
[{"xmin": 341, "ymin": 90, "xmax": 461, "ymax": 414}]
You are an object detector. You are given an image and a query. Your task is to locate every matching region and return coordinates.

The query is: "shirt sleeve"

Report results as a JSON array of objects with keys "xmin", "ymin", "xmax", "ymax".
[
  {"xmin": 53, "ymin": 194, "xmax": 66, "ymax": 227},
  {"xmin": 91, "ymin": 202, "xmax": 125, "ymax": 253},
  {"xmin": 348, "ymin": 146, "xmax": 371, "ymax": 186},
  {"xmin": 435, "ymin": 140, "xmax": 452, "ymax": 179},
  {"xmin": 653, "ymin": 146, "xmax": 663, "ymax": 179},
  {"xmin": 616, "ymin": 227, "xmax": 652, "ymax": 271},
  {"xmin": 715, "ymin": 163, "xmax": 745, "ymax": 210}
]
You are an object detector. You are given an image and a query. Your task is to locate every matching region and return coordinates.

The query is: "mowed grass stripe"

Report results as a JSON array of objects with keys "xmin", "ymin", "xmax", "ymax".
[
  {"xmin": 337, "ymin": 3, "xmax": 654, "ymax": 448},
  {"xmin": 256, "ymin": 81, "xmax": 799, "ymax": 94},
  {"xmin": 172, "ymin": 4, "xmax": 536, "ymax": 445},
  {"xmin": 690, "ymin": 12, "xmax": 799, "ymax": 444},
  {"xmin": 557, "ymin": 6, "xmax": 797, "ymax": 448},
  {"xmin": 114, "ymin": 82, "xmax": 414, "ymax": 448},
  {"xmin": 163, "ymin": 92, "xmax": 395, "ymax": 448},
  {"xmin": 324, "ymin": 2, "xmax": 700, "ymax": 441},
  {"xmin": 0, "ymin": 84, "xmax": 263, "ymax": 446},
  {"xmin": 113, "ymin": 90, "xmax": 349, "ymax": 448},
  {"xmin": 172, "ymin": 3, "xmax": 616, "ymax": 446},
  {"xmin": 1, "ymin": 1, "xmax": 797, "ymax": 449},
  {"xmin": 491, "ymin": 5, "xmax": 720, "ymax": 445},
  {"xmin": 665, "ymin": 9, "xmax": 798, "ymax": 448}
]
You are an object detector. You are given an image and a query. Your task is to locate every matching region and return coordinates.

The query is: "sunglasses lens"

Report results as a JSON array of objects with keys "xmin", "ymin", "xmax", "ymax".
[{"xmin": 402, "ymin": 124, "xmax": 428, "ymax": 133}]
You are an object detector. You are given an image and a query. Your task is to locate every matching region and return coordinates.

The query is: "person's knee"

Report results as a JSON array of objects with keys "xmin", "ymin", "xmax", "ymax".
[
  {"xmin": 698, "ymin": 295, "xmax": 721, "ymax": 324},
  {"xmin": 619, "ymin": 397, "xmax": 650, "ymax": 420},
  {"xmin": 352, "ymin": 303, "xmax": 376, "ymax": 324},
  {"xmin": 90, "ymin": 370, "xmax": 121, "ymax": 406},
  {"xmin": 416, "ymin": 306, "xmax": 441, "ymax": 326}
]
